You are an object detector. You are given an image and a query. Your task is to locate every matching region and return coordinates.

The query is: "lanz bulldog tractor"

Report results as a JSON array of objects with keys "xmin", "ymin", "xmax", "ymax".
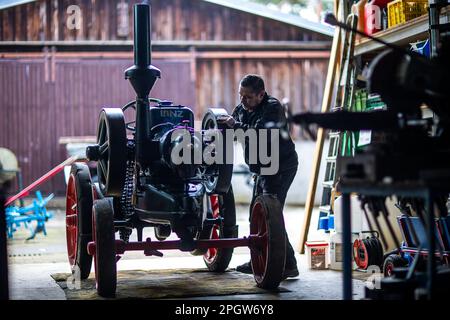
[{"xmin": 65, "ymin": 2, "xmax": 286, "ymax": 297}]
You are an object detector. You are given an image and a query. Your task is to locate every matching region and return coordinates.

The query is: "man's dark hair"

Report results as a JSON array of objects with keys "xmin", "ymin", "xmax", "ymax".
[{"xmin": 240, "ymin": 74, "xmax": 265, "ymax": 94}]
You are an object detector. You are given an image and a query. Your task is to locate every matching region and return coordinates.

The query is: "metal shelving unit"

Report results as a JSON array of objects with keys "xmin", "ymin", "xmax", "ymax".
[
  {"xmin": 355, "ymin": 5, "xmax": 449, "ymax": 56},
  {"xmin": 339, "ymin": 0, "xmax": 450, "ymax": 300}
]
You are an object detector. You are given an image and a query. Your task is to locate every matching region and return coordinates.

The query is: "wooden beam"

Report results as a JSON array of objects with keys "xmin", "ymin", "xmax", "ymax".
[
  {"xmin": 0, "ymin": 39, "xmax": 332, "ymax": 49},
  {"xmin": 0, "ymin": 50, "xmax": 330, "ymax": 60},
  {"xmin": 195, "ymin": 51, "xmax": 330, "ymax": 59},
  {"xmin": 297, "ymin": 0, "xmax": 342, "ymax": 254},
  {"xmin": 58, "ymin": 136, "xmax": 96, "ymax": 144}
]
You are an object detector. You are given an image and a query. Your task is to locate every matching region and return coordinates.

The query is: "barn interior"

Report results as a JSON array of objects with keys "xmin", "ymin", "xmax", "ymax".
[{"xmin": 1, "ymin": 0, "xmax": 450, "ymax": 308}]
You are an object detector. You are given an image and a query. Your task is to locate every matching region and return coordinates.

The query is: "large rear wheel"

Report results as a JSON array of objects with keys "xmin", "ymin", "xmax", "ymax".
[
  {"xmin": 65, "ymin": 163, "xmax": 93, "ymax": 280},
  {"xmin": 191, "ymin": 187, "xmax": 238, "ymax": 272},
  {"xmin": 250, "ymin": 195, "xmax": 286, "ymax": 289},
  {"xmin": 95, "ymin": 108, "xmax": 127, "ymax": 197},
  {"xmin": 203, "ymin": 187, "xmax": 237, "ymax": 272}
]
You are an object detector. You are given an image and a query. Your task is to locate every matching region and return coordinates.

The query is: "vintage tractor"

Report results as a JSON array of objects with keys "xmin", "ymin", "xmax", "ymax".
[{"xmin": 65, "ymin": 3, "xmax": 286, "ymax": 298}]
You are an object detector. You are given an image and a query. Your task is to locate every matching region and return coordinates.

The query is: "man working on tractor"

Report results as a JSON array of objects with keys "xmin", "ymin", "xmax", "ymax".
[{"xmin": 218, "ymin": 74, "xmax": 299, "ymax": 279}]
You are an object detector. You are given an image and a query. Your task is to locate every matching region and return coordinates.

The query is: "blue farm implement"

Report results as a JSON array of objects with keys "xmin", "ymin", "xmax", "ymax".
[{"xmin": 5, "ymin": 191, "xmax": 54, "ymax": 240}]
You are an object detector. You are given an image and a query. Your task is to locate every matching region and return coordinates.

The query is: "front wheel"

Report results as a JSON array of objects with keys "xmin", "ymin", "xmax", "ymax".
[
  {"xmin": 92, "ymin": 198, "xmax": 117, "ymax": 298},
  {"xmin": 250, "ymin": 195, "xmax": 286, "ymax": 289}
]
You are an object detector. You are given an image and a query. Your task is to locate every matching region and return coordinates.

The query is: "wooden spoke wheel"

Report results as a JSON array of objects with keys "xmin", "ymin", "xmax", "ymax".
[
  {"xmin": 250, "ymin": 195, "xmax": 286, "ymax": 289},
  {"xmin": 65, "ymin": 163, "xmax": 93, "ymax": 280},
  {"xmin": 92, "ymin": 198, "xmax": 117, "ymax": 298}
]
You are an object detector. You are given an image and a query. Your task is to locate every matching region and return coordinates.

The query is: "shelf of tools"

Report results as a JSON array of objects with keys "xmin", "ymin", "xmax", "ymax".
[
  {"xmin": 317, "ymin": 1, "xmax": 389, "ymax": 273},
  {"xmin": 335, "ymin": 0, "xmax": 450, "ymax": 300}
]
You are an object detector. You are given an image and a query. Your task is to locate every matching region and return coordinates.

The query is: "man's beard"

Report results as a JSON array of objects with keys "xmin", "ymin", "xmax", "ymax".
[{"xmin": 242, "ymin": 103, "xmax": 255, "ymax": 111}]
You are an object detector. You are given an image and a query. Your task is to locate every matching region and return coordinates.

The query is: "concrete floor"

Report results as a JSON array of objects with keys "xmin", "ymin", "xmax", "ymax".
[{"xmin": 6, "ymin": 202, "xmax": 367, "ymax": 300}]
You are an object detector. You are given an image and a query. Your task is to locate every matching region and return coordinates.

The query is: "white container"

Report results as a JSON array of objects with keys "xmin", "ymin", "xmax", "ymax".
[
  {"xmin": 333, "ymin": 195, "xmax": 370, "ymax": 233},
  {"xmin": 329, "ymin": 231, "xmax": 359, "ymax": 270},
  {"xmin": 305, "ymin": 241, "xmax": 329, "ymax": 269}
]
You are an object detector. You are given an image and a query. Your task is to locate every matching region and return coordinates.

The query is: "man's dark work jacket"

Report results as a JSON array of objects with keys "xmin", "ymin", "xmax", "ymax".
[{"xmin": 231, "ymin": 93, "xmax": 298, "ymax": 175}]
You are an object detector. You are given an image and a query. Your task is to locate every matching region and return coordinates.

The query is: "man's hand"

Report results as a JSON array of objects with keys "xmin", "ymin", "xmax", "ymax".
[{"xmin": 217, "ymin": 115, "xmax": 236, "ymax": 128}]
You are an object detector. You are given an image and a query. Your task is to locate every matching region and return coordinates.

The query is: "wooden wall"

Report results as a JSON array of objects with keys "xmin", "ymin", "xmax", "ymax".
[
  {"xmin": 196, "ymin": 58, "xmax": 327, "ymax": 118},
  {"xmin": 0, "ymin": 56, "xmax": 196, "ymax": 195},
  {"xmin": 0, "ymin": 0, "xmax": 330, "ymax": 42},
  {"xmin": 0, "ymin": 0, "xmax": 330, "ymax": 195}
]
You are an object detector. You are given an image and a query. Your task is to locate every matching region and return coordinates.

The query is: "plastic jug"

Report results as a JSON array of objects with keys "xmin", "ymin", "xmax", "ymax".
[
  {"xmin": 352, "ymin": 0, "xmax": 368, "ymax": 39},
  {"xmin": 329, "ymin": 231, "xmax": 359, "ymax": 270},
  {"xmin": 365, "ymin": 0, "xmax": 391, "ymax": 35}
]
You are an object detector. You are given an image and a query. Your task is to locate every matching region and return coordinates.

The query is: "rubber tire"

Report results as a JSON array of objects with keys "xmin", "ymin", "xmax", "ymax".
[
  {"xmin": 383, "ymin": 254, "xmax": 408, "ymax": 277},
  {"xmin": 93, "ymin": 198, "xmax": 117, "ymax": 298},
  {"xmin": 202, "ymin": 187, "xmax": 237, "ymax": 272},
  {"xmin": 201, "ymin": 108, "xmax": 233, "ymax": 194},
  {"xmin": 96, "ymin": 108, "xmax": 127, "ymax": 197},
  {"xmin": 67, "ymin": 163, "xmax": 93, "ymax": 280},
  {"xmin": 250, "ymin": 195, "xmax": 286, "ymax": 290}
]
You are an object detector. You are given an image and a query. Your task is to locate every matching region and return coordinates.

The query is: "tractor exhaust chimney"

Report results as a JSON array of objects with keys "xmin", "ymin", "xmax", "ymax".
[{"xmin": 125, "ymin": 2, "xmax": 161, "ymax": 168}]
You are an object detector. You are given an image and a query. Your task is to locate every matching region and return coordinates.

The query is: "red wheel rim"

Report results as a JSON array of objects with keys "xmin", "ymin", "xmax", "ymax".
[
  {"xmin": 204, "ymin": 195, "xmax": 220, "ymax": 263},
  {"xmin": 250, "ymin": 202, "xmax": 268, "ymax": 282},
  {"xmin": 92, "ymin": 204, "xmax": 99, "ymax": 286},
  {"xmin": 385, "ymin": 263, "xmax": 394, "ymax": 276},
  {"xmin": 91, "ymin": 184, "xmax": 99, "ymax": 285},
  {"xmin": 66, "ymin": 174, "xmax": 78, "ymax": 267}
]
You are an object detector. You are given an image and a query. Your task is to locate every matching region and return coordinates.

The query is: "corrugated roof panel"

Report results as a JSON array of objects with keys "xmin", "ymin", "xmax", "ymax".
[
  {"xmin": 0, "ymin": 0, "xmax": 36, "ymax": 11},
  {"xmin": 201, "ymin": 0, "xmax": 334, "ymax": 36}
]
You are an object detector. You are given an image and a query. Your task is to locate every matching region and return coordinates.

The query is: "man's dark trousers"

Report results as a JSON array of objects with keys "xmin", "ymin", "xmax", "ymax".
[{"xmin": 252, "ymin": 165, "xmax": 298, "ymax": 269}]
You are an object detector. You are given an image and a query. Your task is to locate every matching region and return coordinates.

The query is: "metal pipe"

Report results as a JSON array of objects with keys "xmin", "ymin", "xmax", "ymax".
[
  {"xmin": 428, "ymin": 1, "xmax": 441, "ymax": 58},
  {"xmin": 342, "ymin": 193, "xmax": 352, "ymax": 300},
  {"xmin": 425, "ymin": 192, "xmax": 436, "ymax": 299},
  {"xmin": 125, "ymin": 3, "xmax": 161, "ymax": 168},
  {"xmin": 133, "ymin": 3, "xmax": 151, "ymax": 67},
  {"xmin": 87, "ymin": 236, "xmax": 257, "ymax": 256}
]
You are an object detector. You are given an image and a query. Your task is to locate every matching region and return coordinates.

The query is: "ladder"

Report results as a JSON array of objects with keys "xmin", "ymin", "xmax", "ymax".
[{"xmin": 318, "ymin": 13, "xmax": 359, "ymax": 230}]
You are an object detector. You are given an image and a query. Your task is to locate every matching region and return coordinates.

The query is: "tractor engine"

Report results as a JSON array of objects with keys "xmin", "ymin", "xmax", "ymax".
[
  {"xmin": 146, "ymin": 101, "xmax": 201, "ymax": 180},
  {"xmin": 132, "ymin": 101, "xmax": 208, "ymax": 242}
]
